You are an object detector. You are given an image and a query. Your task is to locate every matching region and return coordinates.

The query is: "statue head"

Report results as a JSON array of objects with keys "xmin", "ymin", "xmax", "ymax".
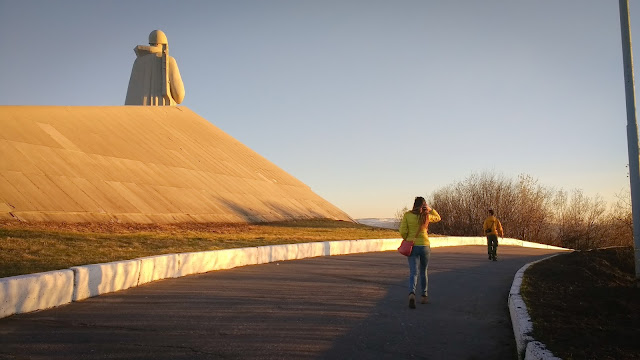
[{"xmin": 149, "ymin": 30, "xmax": 168, "ymax": 46}]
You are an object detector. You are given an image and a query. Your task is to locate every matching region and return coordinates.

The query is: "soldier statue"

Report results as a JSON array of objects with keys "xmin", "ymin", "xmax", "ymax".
[{"xmin": 125, "ymin": 30, "xmax": 185, "ymax": 106}]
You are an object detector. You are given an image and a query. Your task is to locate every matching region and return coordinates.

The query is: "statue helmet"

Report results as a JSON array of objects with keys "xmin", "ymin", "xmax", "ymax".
[{"xmin": 148, "ymin": 30, "xmax": 168, "ymax": 45}]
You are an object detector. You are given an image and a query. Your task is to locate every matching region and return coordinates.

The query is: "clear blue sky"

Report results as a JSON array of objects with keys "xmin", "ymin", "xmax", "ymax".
[{"xmin": 1, "ymin": 1, "xmax": 637, "ymax": 218}]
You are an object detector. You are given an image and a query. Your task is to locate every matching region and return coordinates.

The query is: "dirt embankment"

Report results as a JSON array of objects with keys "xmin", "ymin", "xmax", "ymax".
[{"xmin": 522, "ymin": 247, "xmax": 640, "ymax": 359}]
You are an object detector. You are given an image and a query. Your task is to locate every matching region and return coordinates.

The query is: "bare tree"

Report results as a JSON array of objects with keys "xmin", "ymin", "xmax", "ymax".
[
  {"xmin": 602, "ymin": 189, "xmax": 633, "ymax": 247},
  {"xmin": 393, "ymin": 206, "xmax": 409, "ymax": 229},
  {"xmin": 426, "ymin": 171, "xmax": 622, "ymax": 250}
]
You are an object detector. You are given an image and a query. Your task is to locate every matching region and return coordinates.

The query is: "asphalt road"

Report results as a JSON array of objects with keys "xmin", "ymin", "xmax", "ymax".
[{"xmin": 0, "ymin": 245, "xmax": 563, "ymax": 360}]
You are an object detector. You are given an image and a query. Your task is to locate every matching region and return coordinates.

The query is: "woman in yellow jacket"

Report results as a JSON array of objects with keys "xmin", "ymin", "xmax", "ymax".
[{"xmin": 399, "ymin": 196, "xmax": 441, "ymax": 309}]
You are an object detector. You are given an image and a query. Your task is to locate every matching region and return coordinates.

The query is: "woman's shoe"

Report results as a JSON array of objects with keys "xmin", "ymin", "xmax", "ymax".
[
  {"xmin": 408, "ymin": 293, "xmax": 416, "ymax": 309},
  {"xmin": 421, "ymin": 295, "xmax": 429, "ymax": 304}
]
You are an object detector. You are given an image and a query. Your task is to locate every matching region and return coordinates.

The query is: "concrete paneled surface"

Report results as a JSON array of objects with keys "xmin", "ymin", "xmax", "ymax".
[
  {"xmin": 0, "ymin": 106, "xmax": 352, "ymax": 223},
  {"xmin": 0, "ymin": 270, "xmax": 74, "ymax": 318}
]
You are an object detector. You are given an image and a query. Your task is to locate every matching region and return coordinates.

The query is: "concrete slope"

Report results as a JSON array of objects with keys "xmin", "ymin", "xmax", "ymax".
[{"xmin": 0, "ymin": 106, "xmax": 352, "ymax": 223}]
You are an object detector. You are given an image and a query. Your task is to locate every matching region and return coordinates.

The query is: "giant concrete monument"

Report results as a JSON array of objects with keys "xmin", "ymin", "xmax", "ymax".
[
  {"xmin": 0, "ymin": 31, "xmax": 352, "ymax": 224},
  {"xmin": 125, "ymin": 30, "xmax": 185, "ymax": 106}
]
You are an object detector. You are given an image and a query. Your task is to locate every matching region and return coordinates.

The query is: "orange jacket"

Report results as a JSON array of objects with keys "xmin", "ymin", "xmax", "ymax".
[{"xmin": 483, "ymin": 215, "xmax": 504, "ymax": 237}]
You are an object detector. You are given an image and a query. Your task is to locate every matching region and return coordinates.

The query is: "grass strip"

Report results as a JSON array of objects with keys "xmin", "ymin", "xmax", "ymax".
[{"xmin": 0, "ymin": 220, "xmax": 400, "ymax": 278}]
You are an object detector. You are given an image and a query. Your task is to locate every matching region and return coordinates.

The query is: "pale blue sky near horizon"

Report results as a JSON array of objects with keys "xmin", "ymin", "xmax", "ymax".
[{"xmin": 0, "ymin": 0, "xmax": 638, "ymax": 218}]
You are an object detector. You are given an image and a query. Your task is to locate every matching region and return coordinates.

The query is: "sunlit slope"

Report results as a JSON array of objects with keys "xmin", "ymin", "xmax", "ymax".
[{"xmin": 0, "ymin": 106, "xmax": 352, "ymax": 223}]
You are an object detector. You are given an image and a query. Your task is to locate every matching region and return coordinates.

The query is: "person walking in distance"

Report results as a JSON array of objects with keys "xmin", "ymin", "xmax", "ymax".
[
  {"xmin": 399, "ymin": 197, "xmax": 441, "ymax": 309},
  {"xmin": 483, "ymin": 209, "xmax": 504, "ymax": 261}
]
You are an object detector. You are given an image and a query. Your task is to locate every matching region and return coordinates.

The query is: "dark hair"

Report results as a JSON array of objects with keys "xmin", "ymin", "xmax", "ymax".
[
  {"xmin": 488, "ymin": 209, "xmax": 494, "ymax": 215},
  {"xmin": 411, "ymin": 196, "xmax": 429, "ymax": 234},
  {"xmin": 411, "ymin": 196, "xmax": 426, "ymax": 213}
]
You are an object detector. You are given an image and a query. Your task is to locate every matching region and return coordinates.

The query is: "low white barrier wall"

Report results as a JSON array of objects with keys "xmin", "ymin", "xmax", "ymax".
[
  {"xmin": 72, "ymin": 259, "xmax": 141, "ymax": 301},
  {"xmin": 0, "ymin": 237, "xmax": 568, "ymax": 320},
  {"xmin": 294, "ymin": 242, "xmax": 328, "ymax": 260},
  {"xmin": 430, "ymin": 236, "xmax": 567, "ymax": 251},
  {"xmin": 138, "ymin": 254, "xmax": 181, "ymax": 285},
  {"xmin": 0, "ymin": 270, "xmax": 74, "ymax": 318},
  {"xmin": 508, "ymin": 255, "xmax": 564, "ymax": 360},
  {"xmin": 525, "ymin": 341, "xmax": 561, "ymax": 360}
]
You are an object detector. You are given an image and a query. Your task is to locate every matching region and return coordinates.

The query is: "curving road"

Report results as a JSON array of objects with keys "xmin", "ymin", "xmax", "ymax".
[{"xmin": 0, "ymin": 245, "xmax": 563, "ymax": 360}]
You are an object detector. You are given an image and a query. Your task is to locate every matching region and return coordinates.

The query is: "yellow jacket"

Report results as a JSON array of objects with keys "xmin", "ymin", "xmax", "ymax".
[
  {"xmin": 483, "ymin": 216, "xmax": 504, "ymax": 237},
  {"xmin": 399, "ymin": 209, "xmax": 441, "ymax": 246}
]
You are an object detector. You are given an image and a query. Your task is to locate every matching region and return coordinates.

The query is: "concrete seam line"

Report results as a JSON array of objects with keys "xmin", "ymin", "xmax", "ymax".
[
  {"xmin": 0, "ymin": 237, "xmax": 570, "ymax": 319},
  {"xmin": 508, "ymin": 254, "xmax": 565, "ymax": 360}
]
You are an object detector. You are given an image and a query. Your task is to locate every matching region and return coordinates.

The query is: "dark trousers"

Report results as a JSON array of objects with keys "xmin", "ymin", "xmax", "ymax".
[{"xmin": 486, "ymin": 234, "xmax": 498, "ymax": 258}]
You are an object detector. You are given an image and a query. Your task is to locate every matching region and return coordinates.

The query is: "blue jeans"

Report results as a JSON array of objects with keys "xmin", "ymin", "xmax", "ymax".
[{"xmin": 408, "ymin": 245, "xmax": 431, "ymax": 296}]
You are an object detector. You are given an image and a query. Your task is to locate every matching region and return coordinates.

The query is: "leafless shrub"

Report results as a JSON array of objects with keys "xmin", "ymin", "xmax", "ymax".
[
  {"xmin": 552, "ymin": 189, "xmax": 608, "ymax": 250},
  {"xmin": 420, "ymin": 171, "xmax": 632, "ymax": 250},
  {"xmin": 393, "ymin": 206, "xmax": 409, "ymax": 229},
  {"xmin": 601, "ymin": 189, "xmax": 633, "ymax": 247}
]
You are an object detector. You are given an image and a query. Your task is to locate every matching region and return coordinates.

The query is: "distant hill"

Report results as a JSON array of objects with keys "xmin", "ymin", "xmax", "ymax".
[{"xmin": 356, "ymin": 218, "xmax": 399, "ymax": 230}]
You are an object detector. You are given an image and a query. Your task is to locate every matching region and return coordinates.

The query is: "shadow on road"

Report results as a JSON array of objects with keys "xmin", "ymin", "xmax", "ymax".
[{"xmin": 0, "ymin": 246, "xmax": 563, "ymax": 360}]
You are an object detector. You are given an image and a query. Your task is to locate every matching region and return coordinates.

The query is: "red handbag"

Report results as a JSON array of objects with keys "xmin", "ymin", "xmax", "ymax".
[{"xmin": 398, "ymin": 240, "xmax": 413, "ymax": 256}]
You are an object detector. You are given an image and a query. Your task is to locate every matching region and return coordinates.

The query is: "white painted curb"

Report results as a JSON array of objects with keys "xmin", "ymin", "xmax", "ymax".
[
  {"xmin": 178, "ymin": 247, "xmax": 259, "ymax": 277},
  {"xmin": 138, "ymin": 254, "xmax": 181, "ymax": 285},
  {"xmin": 508, "ymin": 254, "xmax": 566, "ymax": 360},
  {"xmin": 430, "ymin": 236, "xmax": 568, "ymax": 250},
  {"xmin": 525, "ymin": 341, "xmax": 561, "ymax": 360},
  {"xmin": 71, "ymin": 259, "xmax": 141, "ymax": 301},
  {"xmin": 0, "ymin": 237, "xmax": 568, "ymax": 321},
  {"xmin": 0, "ymin": 269, "xmax": 74, "ymax": 318}
]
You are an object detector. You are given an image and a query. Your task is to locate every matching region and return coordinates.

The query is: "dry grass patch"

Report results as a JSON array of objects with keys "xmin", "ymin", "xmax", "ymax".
[
  {"xmin": 0, "ymin": 220, "xmax": 399, "ymax": 278},
  {"xmin": 522, "ymin": 247, "xmax": 640, "ymax": 360}
]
